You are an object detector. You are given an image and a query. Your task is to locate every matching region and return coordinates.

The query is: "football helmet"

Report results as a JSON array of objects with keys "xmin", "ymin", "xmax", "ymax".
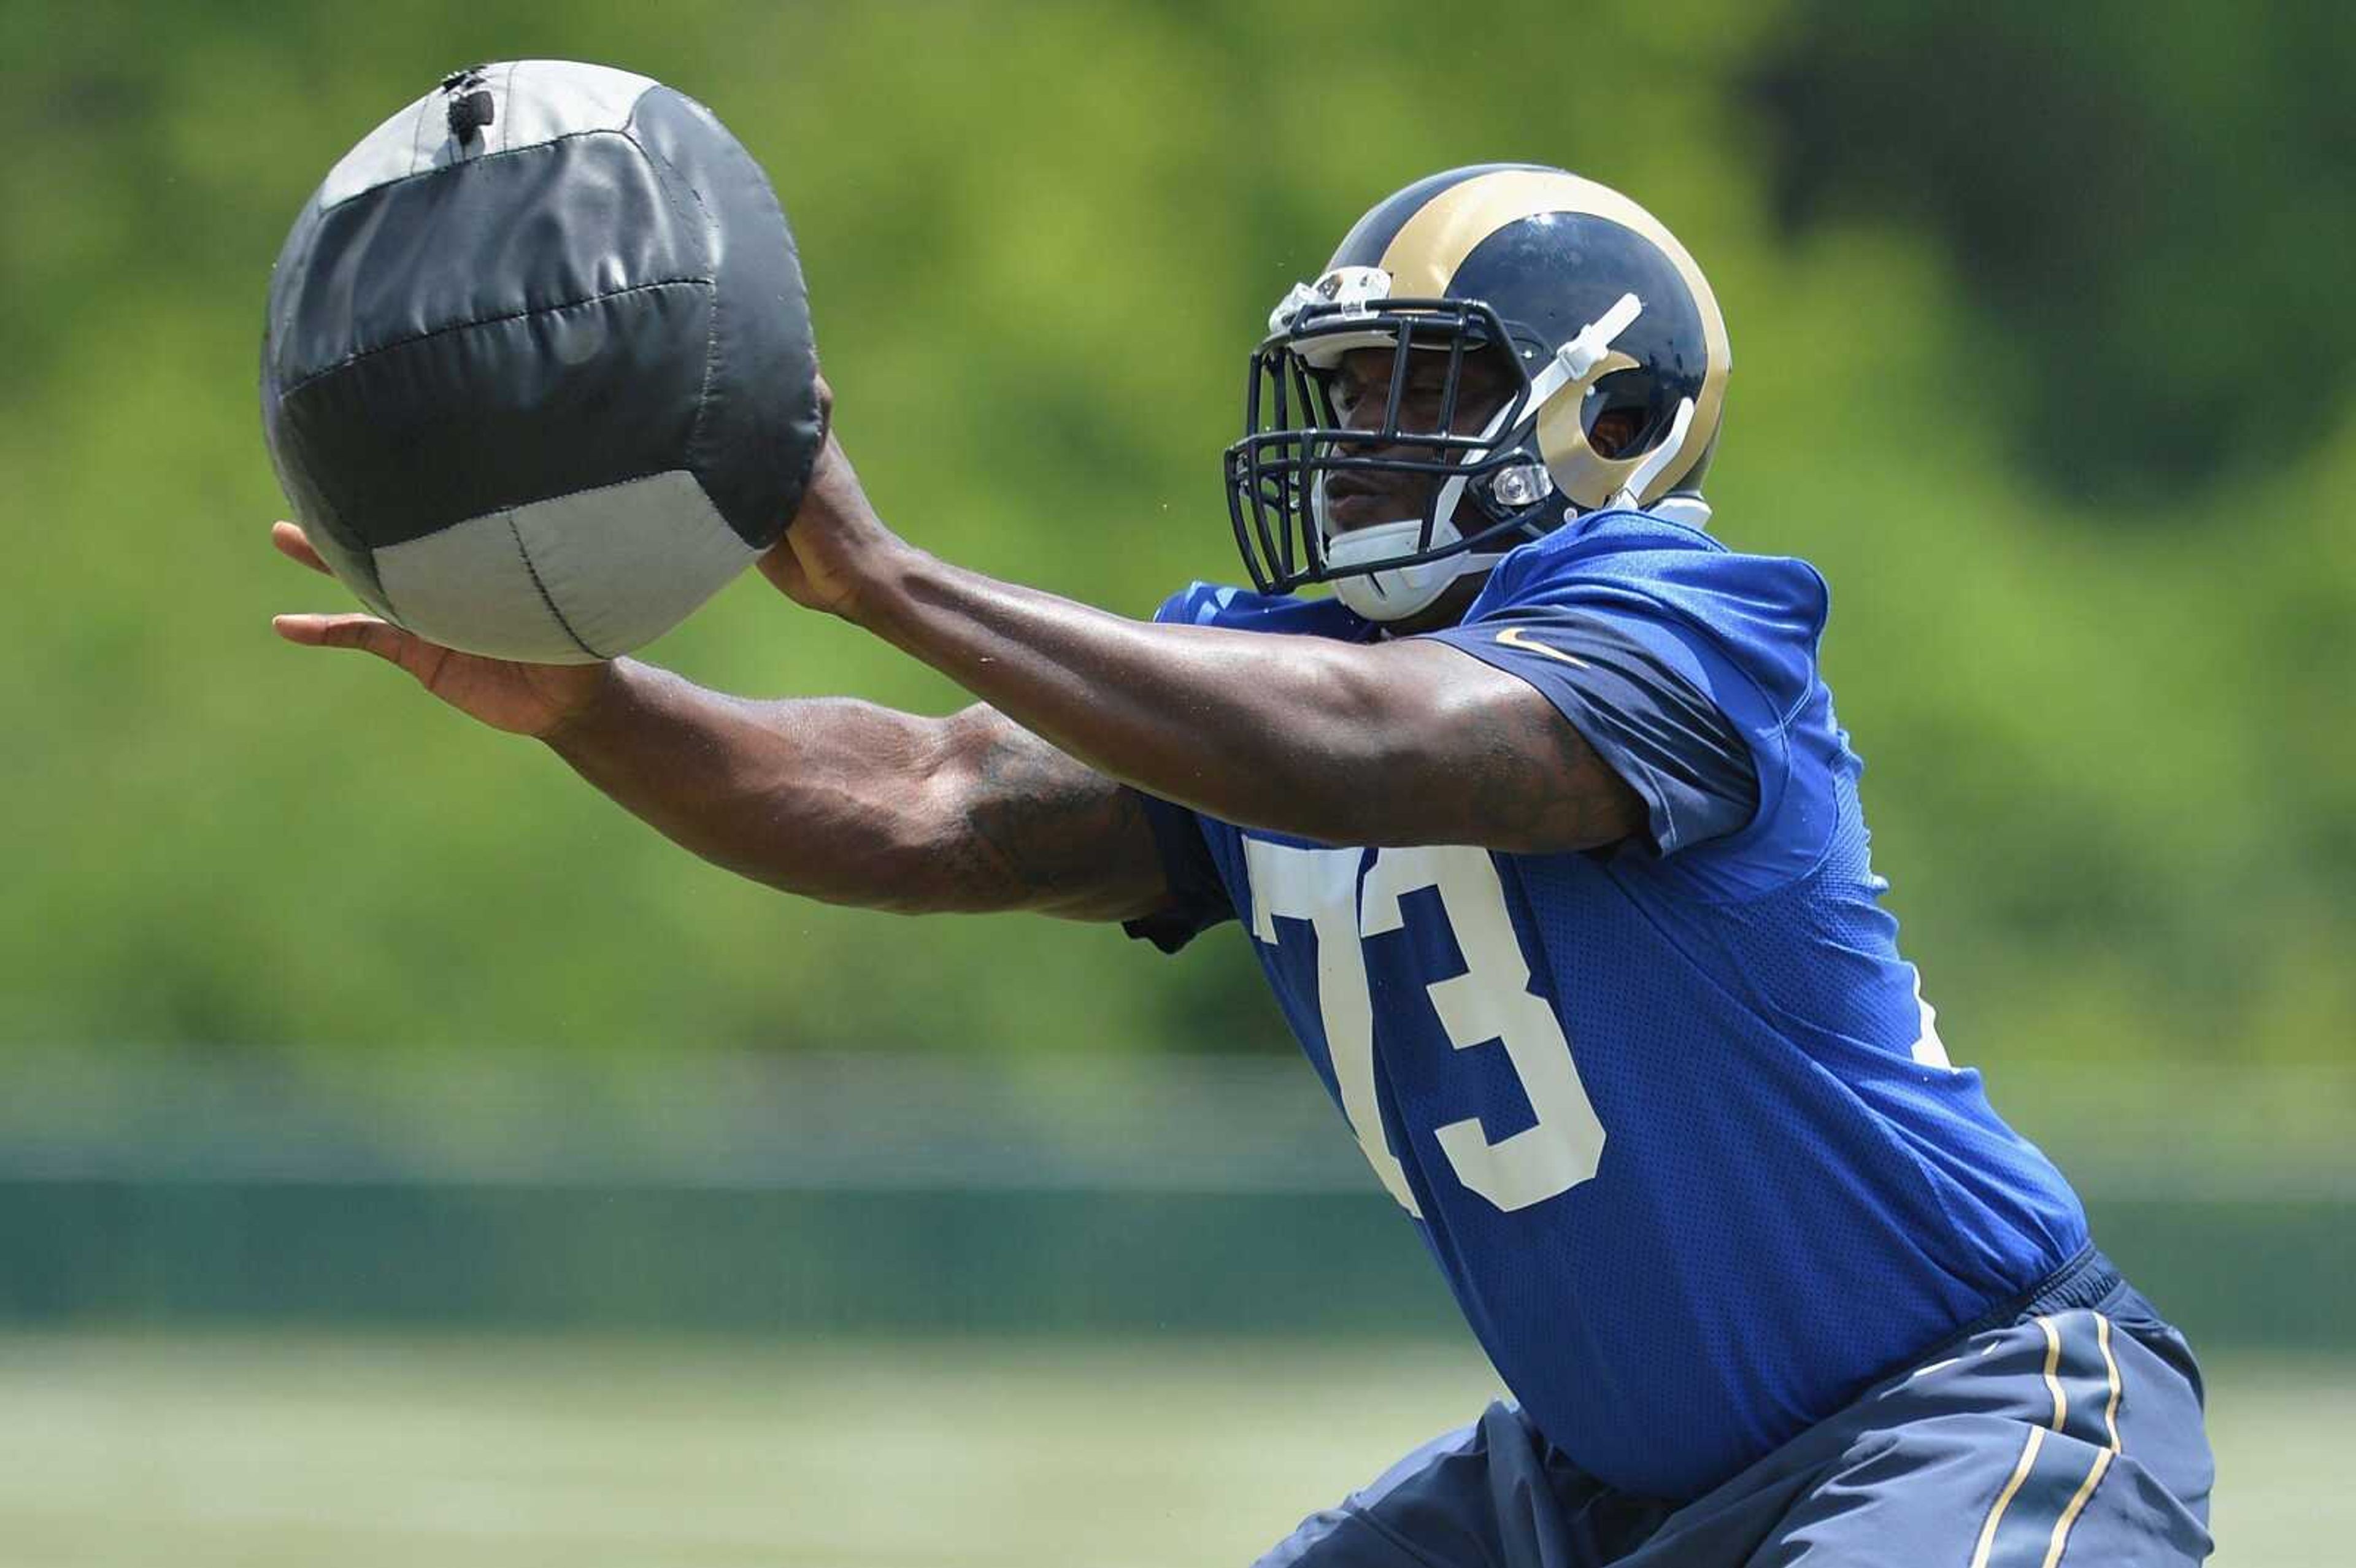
[{"xmin": 1223, "ymin": 165, "xmax": 1731, "ymax": 621}]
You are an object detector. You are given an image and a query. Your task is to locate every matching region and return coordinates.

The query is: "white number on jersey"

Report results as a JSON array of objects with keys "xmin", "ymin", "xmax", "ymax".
[{"xmin": 1244, "ymin": 842, "xmax": 1606, "ymax": 1215}]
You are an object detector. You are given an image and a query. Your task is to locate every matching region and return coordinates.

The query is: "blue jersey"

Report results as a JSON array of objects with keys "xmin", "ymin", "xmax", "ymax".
[{"xmin": 1129, "ymin": 507, "xmax": 2089, "ymax": 1501}]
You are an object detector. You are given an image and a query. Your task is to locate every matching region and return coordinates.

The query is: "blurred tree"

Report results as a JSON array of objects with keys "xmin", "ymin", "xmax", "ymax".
[
  {"xmin": 1749, "ymin": 0, "xmax": 2356, "ymax": 504},
  {"xmin": 0, "ymin": 0, "xmax": 2347, "ymax": 1073}
]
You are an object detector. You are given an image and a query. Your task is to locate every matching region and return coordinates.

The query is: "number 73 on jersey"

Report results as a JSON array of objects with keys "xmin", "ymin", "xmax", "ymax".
[{"xmin": 1242, "ymin": 841, "xmax": 1607, "ymax": 1218}]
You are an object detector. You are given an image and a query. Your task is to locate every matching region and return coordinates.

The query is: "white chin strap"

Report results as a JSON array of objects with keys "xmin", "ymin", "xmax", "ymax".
[
  {"xmin": 1317, "ymin": 347, "xmax": 1546, "ymax": 621},
  {"xmin": 1317, "ymin": 291, "xmax": 1652, "ymax": 624},
  {"xmin": 1610, "ymin": 393, "xmax": 1698, "ymax": 512},
  {"xmin": 1647, "ymin": 493, "xmax": 1713, "ymax": 530},
  {"xmin": 1320, "ymin": 420, "xmax": 1712, "ymax": 621},
  {"xmin": 1306, "ymin": 292, "xmax": 1714, "ymax": 621},
  {"xmin": 1323, "ymin": 515, "xmax": 1507, "ymax": 622}
]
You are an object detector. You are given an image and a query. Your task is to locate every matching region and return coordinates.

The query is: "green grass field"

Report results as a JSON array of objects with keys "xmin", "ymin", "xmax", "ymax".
[{"xmin": 0, "ymin": 1333, "xmax": 2340, "ymax": 1566}]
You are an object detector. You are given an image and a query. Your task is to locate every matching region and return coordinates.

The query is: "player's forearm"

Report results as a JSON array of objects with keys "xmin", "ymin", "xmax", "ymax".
[
  {"xmin": 539, "ymin": 660, "xmax": 969, "ymax": 912},
  {"xmin": 847, "ymin": 548, "xmax": 1422, "ymax": 843}
]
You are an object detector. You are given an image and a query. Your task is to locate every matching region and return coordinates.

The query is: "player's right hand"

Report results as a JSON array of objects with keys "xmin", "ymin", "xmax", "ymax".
[{"xmin": 270, "ymin": 521, "xmax": 615, "ymax": 740}]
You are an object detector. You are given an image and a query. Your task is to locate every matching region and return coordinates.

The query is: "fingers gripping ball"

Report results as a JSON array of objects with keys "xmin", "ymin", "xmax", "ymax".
[{"xmin": 260, "ymin": 61, "xmax": 822, "ymax": 663}]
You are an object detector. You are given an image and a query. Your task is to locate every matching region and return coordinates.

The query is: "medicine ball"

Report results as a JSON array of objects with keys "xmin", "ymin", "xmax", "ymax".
[{"xmin": 260, "ymin": 60, "xmax": 823, "ymax": 663}]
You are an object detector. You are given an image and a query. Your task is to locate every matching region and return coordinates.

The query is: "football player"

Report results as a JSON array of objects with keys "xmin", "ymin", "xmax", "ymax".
[{"xmin": 272, "ymin": 165, "xmax": 2216, "ymax": 1566}]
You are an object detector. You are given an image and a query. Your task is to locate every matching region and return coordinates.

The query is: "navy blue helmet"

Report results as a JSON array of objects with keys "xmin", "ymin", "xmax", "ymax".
[{"xmin": 1225, "ymin": 165, "xmax": 1731, "ymax": 621}]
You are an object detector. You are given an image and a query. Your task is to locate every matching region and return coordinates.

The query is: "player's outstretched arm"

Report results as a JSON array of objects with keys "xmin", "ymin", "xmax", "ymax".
[
  {"xmin": 269, "ymin": 522, "xmax": 1172, "ymax": 922},
  {"xmin": 772, "ymin": 431, "xmax": 1644, "ymax": 856},
  {"xmin": 541, "ymin": 672, "xmax": 1170, "ymax": 919}
]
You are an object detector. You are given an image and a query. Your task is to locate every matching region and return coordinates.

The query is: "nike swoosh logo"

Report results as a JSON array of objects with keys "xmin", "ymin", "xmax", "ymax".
[{"xmin": 1493, "ymin": 625, "xmax": 1590, "ymax": 668}]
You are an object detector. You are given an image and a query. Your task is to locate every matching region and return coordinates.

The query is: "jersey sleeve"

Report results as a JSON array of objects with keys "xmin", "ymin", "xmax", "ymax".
[
  {"xmin": 1426, "ymin": 609, "xmax": 1760, "ymax": 857},
  {"xmin": 1119, "ymin": 584, "xmax": 1245, "ymax": 953},
  {"xmin": 1417, "ymin": 532, "xmax": 1838, "ymax": 895},
  {"xmin": 1119, "ymin": 789, "xmax": 1236, "ymax": 953}
]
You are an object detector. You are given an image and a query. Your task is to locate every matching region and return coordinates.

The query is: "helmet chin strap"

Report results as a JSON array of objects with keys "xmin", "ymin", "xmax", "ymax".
[
  {"xmin": 1609, "ymin": 394, "xmax": 1698, "ymax": 512},
  {"xmin": 1324, "ymin": 515, "xmax": 1509, "ymax": 621},
  {"xmin": 1319, "ymin": 382, "xmax": 1531, "ymax": 622},
  {"xmin": 1647, "ymin": 494, "xmax": 1713, "ymax": 530},
  {"xmin": 1316, "ymin": 293, "xmax": 1671, "ymax": 625}
]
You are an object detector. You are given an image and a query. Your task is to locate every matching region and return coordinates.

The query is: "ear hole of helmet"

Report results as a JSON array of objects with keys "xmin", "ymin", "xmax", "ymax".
[{"xmin": 1582, "ymin": 368, "xmax": 1669, "ymax": 459}]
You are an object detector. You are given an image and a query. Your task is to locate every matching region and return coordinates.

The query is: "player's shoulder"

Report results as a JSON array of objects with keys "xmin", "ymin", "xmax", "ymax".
[
  {"xmin": 1150, "ymin": 581, "xmax": 1379, "ymax": 641},
  {"xmin": 1482, "ymin": 507, "xmax": 1830, "ymax": 633},
  {"xmin": 1472, "ymin": 507, "xmax": 1832, "ymax": 711}
]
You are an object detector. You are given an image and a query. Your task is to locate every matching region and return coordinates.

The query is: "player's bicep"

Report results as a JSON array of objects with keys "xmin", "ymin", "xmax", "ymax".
[
  {"xmin": 927, "ymin": 705, "xmax": 1176, "ymax": 923},
  {"xmin": 1376, "ymin": 609, "xmax": 1765, "ymax": 856},
  {"xmin": 1381, "ymin": 644, "xmax": 1652, "ymax": 855}
]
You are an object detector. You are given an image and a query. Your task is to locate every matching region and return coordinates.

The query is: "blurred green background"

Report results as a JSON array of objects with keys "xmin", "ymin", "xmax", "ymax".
[
  {"xmin": 9, "ymin": 0, "xmax": 2353, "ymax": 1068},
  {"xmin": 1, "ymin": 1, "xmax": 2349, "ymax": 1564}
]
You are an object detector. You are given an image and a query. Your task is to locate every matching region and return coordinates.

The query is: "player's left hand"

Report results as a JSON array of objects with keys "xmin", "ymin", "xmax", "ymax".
[{"xmin": 758, "ymin": 382, "xmax": 914, "ymax": 622}]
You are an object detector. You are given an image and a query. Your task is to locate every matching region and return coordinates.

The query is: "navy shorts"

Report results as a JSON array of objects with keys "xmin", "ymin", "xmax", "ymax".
[{"xmin": 1258, "ymin": 1248, "xmax": 2214, "ymax": 1567}]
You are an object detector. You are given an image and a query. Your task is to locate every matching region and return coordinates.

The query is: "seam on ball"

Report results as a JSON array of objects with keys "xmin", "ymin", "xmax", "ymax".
[
  {"xmin": 618, "ymin": 120, "xmax": 726, "ymax": 514},
  {"xmin": 319, "ymin": 126, "xmax": 635, "ymax": 216},
  {"xmin": 275, "ymin": 277, "xmax": 714, "ymax": 401},
  {"xmin": 504, "ymin": 509, "xmax": 603, "ymax": 661}
]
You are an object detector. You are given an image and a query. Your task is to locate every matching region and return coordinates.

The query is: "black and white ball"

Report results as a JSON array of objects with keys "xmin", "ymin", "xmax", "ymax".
[{"xmin": 260, "ymin": 61, "xmax": 823, "ymax": 663}]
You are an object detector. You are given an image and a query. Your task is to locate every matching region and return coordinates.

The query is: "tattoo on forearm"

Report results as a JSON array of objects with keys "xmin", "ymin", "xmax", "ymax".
[{"xmin": 942, "ymin": 717, "xmax": 1160, "ymax": 914}]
